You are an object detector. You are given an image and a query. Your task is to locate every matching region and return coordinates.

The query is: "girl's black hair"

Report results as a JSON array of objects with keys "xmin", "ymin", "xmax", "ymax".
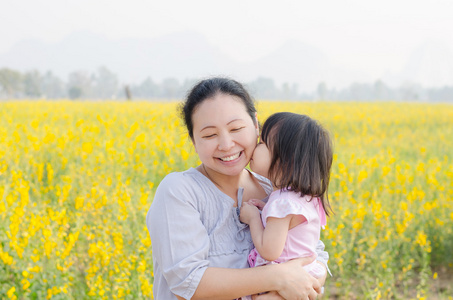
[
  {"xmin": 181, "ymin": 77, "xmax": 257, "ymax": 139},
  {"xmin": 261, "ymin": 112, "xmax": 333, "ymax": 216}
]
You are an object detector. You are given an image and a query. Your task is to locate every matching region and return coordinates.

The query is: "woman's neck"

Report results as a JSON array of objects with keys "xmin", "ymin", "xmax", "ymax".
[{"xmin": 199, "ymin": 164, "xmax": 245, "ymax": 200}]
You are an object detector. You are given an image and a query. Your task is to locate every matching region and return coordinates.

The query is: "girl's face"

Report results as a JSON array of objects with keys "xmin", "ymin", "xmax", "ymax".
[
  {"xmin": 191, "ymin": 93, "xmax": 259, "ymax": 177},
  {"xmin": 249, "ymin": 141, "xmax": 272, "ymax": 179}
]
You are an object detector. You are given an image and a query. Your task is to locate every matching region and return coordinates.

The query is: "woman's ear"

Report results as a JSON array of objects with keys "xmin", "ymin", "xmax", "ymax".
[
  {"xmin": 254, "ymin": 112, "xmax": 259, "ymax": 136},
  {"xmin": 191, "ymin": 137, "xmax": 198, "ymax": 153}
]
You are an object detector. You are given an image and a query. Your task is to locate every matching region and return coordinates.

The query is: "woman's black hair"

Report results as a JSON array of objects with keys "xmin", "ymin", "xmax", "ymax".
[
  {"xmin": 181, "ymin": 77, "xmax": 257, "ymax": 139},
  {"xmin": 261, "ymin": 112, "xmax": 333, "ymax": 216}
]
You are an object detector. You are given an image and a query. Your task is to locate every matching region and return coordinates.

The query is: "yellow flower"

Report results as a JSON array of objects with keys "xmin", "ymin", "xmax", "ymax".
[
  {"xmin": 415, "ymin": 231, "xmax": 428, "ymax": 248},
  {"xmin": 21, "ymin": 279, "xmax": 31, "ymax": 290},
  {"xmin": 358, "ymin": 170, "xmax": 368, "ymax": 183},
  {"xmin": 7, "ymin": 286, "xmax": 16, "ymax": 298}
]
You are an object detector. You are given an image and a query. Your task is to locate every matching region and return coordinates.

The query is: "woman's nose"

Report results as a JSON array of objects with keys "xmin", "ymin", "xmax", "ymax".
[{"xmin": 218, "ymin": 133, "xmax": 235, "ymax": 151}]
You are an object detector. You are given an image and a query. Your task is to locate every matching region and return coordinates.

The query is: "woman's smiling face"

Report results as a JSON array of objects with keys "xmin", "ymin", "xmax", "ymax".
[{"xmin": 191, "ymin": 93, "xmax": 259, "ymax": 177}]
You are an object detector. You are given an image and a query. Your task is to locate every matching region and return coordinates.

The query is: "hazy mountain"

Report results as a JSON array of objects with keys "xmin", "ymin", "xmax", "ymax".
[
  {"xmin": 401, "ymin": 41, "xmax": 453, "ymax": 87},
  {"xmin": 237, "ymin": 40, "xmax": 330, "ymax": 91},
  {"xmin": 383, "ymin": 41, "xmax": 453, "ymax": 88},
  {"xmin": 0, "ymin": 31, "xmax": 336, "ymax": 91},
  {"xmin": 1, "ymin": 31, "xmax": 452, "ymax": 92},
  {"xmin": 0, "ymin": 31, "xmax": 236, "ymax": 84}
]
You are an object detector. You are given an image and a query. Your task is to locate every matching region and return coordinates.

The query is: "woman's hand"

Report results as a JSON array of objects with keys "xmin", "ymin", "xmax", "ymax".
[
  {"xmin": 315, "ymin": 262, "xmax": 327, "ymax": 287},
  {"xmin": 274, "ymin": 256, "xmax": 322, "ymax": 300},
  {"xmin": 252, "ymin": 291, "xmax": 284, "ymax": 300},
  {"xmin": 240, "ymin": 201, "xmax": 261, "ymax": 225}
]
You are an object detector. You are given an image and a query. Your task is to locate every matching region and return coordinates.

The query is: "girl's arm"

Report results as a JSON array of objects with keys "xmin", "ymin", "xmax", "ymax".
[
  {"xmin": 249, "ymin": 214, "xmax": 291, "ymax": 261},
  {"xmin": 241, "ymin": 202, "xmax": 306, "ymax": 261}
]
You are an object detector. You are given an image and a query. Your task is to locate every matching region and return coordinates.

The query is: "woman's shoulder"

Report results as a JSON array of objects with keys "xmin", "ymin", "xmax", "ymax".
[
  {"xmin": 155, "ymin": 168, "xmax": 203, "ymax": 194},
  {"xmin": 149, "ymin": 168, "xmax": 206, "ymax": 217},
  {"xmin": 247, "ymin": 169, "xmax": 273, "ymax": 194},
  {"xmin": 158, "ymin": 168, "xmax": 191, "ymax": 183}
]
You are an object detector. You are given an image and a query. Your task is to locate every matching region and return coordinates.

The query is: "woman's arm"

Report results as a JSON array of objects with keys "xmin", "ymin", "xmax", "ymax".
[
  {"xmin": 192, "ymin": 257, "xmax": 322, "ymax": 300},
  {"xmin": 149, "ymin": 173, "xmax": 220, "ymax": 299}
]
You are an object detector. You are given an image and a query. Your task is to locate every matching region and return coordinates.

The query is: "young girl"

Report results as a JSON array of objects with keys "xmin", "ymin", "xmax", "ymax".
[{"xmin": 240, "ymin": 112, "xmax": 333, "ymax": 296}]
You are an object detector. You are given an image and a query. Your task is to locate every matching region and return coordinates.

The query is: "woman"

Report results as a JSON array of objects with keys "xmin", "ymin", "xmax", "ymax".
[{"xmin": 146, "ymin": 77, "xmax": 329, "ymax": 300}]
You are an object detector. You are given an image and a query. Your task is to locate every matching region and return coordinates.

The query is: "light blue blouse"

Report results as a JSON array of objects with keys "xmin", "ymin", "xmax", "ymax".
[{"xmin": 146, "ymin": 168, "xmax": 330, "ymax": 300}]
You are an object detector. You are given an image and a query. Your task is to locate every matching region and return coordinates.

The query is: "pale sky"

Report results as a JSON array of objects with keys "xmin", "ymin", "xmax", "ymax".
[{"xmin": 1, "ymin": 0, "xmax": 453, "ymax": 81}]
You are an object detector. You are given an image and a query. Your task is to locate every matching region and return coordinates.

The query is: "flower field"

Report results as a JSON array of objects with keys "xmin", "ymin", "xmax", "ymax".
[{"xmin": 0, "ymin": 100, "xmax": 452, "ymax": 299}]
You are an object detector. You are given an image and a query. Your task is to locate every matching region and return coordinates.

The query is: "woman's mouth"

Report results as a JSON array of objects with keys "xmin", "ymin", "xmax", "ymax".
[{"xmin": 219, "ymin": 152, "xmax": 241, "ymax": 162}]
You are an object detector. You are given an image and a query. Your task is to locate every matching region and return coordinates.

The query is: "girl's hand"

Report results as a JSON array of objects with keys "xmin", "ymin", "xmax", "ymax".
[
  {"xmin": 249, "ymin": 198, "xmax": 266, "ymax": 210},
  {"xmin": 240, "ymin": 202, "xmax": 260, "ymax": 225},
  {"xmin": 274, "ymin": 256, "xmax": 322, "ymax": 300}
]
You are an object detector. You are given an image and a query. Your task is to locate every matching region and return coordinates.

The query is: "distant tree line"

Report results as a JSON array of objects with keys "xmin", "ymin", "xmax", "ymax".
[{"xmin": 0, "ymin": 67, "xmax": 452, "ymax": 102}]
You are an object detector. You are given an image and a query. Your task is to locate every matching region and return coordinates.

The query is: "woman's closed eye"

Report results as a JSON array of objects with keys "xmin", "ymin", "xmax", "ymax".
[
  {"xmin": 202, "ymin": 127, "xmax": 244, "ymax": 138},
  {"xmin": 231, "ymin": 127, "xmax": 245, "ymax": 132}
]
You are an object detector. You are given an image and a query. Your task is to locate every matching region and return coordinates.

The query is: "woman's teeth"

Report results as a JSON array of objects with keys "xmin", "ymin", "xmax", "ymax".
[{"xmin": 220, "ymin": 152, "xmax": 240, "ymax": 162}]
